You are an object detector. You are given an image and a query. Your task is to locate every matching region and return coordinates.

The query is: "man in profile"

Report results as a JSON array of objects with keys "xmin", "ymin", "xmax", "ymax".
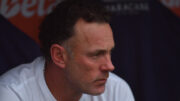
[{"xmin": 0, "ymin": 0, "xmax": 134, "ymax": 101}]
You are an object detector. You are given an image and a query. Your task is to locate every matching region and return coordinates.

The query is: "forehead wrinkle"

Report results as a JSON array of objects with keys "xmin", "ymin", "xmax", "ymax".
[
  {"xmin": 80, "ymin": 30, "xmax": 91, "ymax": 45},
  {"xmin": 73, "ymin": 21, "xmax": 92, "ymax": 46},
  {"xmin": 72, "ymin": 19, "xmax": 115, "ymax": 51}
]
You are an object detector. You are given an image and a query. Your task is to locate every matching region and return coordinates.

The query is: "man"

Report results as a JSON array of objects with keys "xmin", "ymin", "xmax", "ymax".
[{"xmin": 0, "ymin": 0, "xmax": 134, "ymax": 101}]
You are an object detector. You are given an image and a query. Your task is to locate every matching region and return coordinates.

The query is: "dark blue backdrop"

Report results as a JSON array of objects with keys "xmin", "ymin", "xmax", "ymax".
[
  {"xmin": 0, "ymin": 15, "xmax": 41, "ymax": 75},
  {"xmin": 110, "ymin": 0, "xmax": 180, "ymax": 101}
]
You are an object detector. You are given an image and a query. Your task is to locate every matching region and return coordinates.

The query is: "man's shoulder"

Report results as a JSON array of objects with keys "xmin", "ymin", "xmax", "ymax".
[
  {"xmin": 108, "ymin": 72, "xmax": 125, "ymax": 82},
  {"xmin": 107, "ymin": 72, "xmax": 129, "ymax": 86},
  {"xmin": 0, "ymin": 57, "xmax": 44, "ymax": 86},
  {"xmin": 0, "ymin": 57, "xmax": 55, "ymax": 101}
]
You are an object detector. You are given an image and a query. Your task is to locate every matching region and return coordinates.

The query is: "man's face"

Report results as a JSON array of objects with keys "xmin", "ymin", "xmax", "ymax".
[{"xmin": 64, "ymin": 19, "xmax": 115, "ymax": 95}]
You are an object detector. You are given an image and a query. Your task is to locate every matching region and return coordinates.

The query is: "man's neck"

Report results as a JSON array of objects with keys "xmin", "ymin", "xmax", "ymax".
[{"xmin": 44, "ymin": 62, "xmax": 82, "ymax": 101}]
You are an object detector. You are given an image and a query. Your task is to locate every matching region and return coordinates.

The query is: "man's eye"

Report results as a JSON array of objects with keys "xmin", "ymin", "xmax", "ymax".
[
  {"xmin": 91, "ymin": 55, "xmax": 100, "ymax": 59},
  {"xmin": 92, "ymin": 52, "xmax": 105, "ymax": 58},
  {"xmin": 94, "ymin": 53, "xmax": 101, "ymax": 56}
]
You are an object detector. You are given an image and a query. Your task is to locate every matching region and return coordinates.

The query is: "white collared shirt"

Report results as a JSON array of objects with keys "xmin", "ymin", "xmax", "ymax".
[{"xmin": 0, "ymin": 57, "xmax": 134, "ymax": 101}]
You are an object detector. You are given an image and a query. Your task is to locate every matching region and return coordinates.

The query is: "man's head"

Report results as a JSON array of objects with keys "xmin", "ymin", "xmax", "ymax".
[
  {"xmin": 39, "ymin": 0, "xmax": 111, "ymax": 61},
  {"xmin": 39, "ymin": 0, "xmax": 115, "ymax": 95}
]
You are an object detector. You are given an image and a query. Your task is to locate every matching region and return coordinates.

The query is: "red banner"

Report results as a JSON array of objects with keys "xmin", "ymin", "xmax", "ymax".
[
  {"xmin": 0, "ymin": 0, "xmax": 179, "ymax": 43},
  {"xmin": 0, "ymin": 0, "xmax": 58, "ymax": 43},
  {"xmin": 160, "ymin": 0, "xmax": 180, "ymax": 17}
]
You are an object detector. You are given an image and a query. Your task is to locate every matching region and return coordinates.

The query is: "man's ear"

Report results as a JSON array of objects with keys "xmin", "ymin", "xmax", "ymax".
[{"xmin": 50, "ymin": 44, "xmax": 67, "ymax": 68}]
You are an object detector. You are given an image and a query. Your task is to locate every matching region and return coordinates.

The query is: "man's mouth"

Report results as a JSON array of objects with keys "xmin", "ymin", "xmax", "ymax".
[{"xmin": 95, "ymin": 78, "xmax": 107, "ymax": 85}]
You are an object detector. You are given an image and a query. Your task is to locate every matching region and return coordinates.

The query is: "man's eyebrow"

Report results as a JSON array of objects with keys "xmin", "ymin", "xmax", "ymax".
[
  {"xmin": 87, "ymin": 49, "xmax": 105, "ymax": 55},
  {"xmin": 92, "ymin": 49, "xmax": 106, "ymax": 53},
  {"xmin": 92, "ymin": 47, "xmax": 114, "ymax": 54}
]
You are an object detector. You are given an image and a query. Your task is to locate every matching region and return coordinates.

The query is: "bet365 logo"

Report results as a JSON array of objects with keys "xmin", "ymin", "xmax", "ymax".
[{"xmin": 0, "ymin": 0, "xmax": 60, "ymax": 18}]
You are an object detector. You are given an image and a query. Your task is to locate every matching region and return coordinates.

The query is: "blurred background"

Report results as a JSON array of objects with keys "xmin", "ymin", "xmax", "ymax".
[{"xmin": 0, "ymin": 0, "xmax": 179, "ymax": 101}]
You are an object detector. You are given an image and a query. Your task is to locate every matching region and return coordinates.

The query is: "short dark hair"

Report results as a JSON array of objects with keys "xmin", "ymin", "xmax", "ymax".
[{"xmin": 39, "ymin": 0, "xmax": 111, "ymax": 60}]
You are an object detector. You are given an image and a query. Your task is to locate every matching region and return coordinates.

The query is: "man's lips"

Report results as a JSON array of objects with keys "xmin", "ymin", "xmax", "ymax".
[{"xmin": 95, "ymin": 78, "xmax": 107, "ymax": 84}]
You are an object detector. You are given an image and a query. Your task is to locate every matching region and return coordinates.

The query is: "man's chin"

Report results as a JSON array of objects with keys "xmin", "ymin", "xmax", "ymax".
[
  {"xmin": 90, "ymin": 91, "xmax": 104, "ymax": 96},
  {"xmin": 85, "ymin": 87, "xmax": 105, "ymax": 95}
]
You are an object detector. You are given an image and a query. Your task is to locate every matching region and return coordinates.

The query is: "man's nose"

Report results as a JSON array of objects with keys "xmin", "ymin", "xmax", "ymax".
[{"xmin": 100, "ymin": 55, "xmax": 115, "ymax": 72}]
